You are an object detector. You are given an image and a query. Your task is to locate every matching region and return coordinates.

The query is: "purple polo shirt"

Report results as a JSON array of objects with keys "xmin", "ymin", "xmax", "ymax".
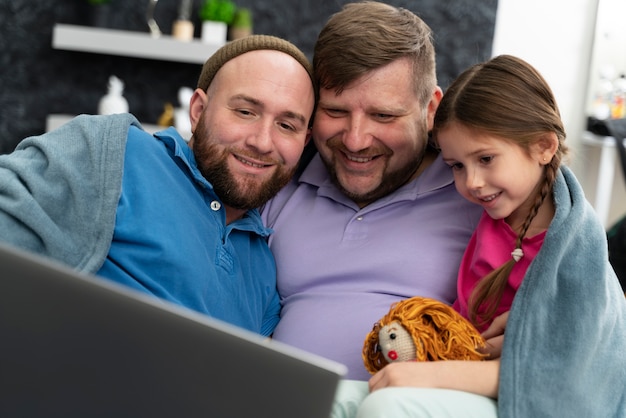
[{"xmin": 262, "ymin": 154, "xmax": 482, "ymax": 380}]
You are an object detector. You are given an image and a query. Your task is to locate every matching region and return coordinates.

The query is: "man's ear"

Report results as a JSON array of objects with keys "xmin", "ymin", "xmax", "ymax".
[
  {"xmin": 189, "ymin": 88, "xmax": 208, "ymax": 133},
  {"xmin": 426, "ymin": 86, "xmax": 444, "ymax": 131}
]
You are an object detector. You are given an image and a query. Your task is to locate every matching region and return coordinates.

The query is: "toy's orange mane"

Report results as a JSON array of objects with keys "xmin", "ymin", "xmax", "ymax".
[{"xmin": 362, "ymin": 296, "xmax": 487, "ymax": 374}]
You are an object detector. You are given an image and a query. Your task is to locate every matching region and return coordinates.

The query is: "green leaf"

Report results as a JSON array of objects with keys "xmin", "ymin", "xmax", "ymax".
[{"xmin": 198, "ymin": 0, "xmax": 237, "ymax": 24}]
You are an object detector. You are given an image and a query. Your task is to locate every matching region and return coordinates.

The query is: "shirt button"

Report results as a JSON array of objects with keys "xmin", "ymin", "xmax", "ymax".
[
  {"xmin": 210, "ymin": 201, "xmax": 221, "ymax": 211},
  {"xmin": 356, "ymin": 216, "xmax": 363, "ymax": 221}
]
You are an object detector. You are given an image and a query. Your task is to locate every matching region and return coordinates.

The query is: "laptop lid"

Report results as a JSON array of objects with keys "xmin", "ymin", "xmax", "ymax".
[{"xmin": 0, "ymin": 243, "xmax": 346, "ymax": 418}]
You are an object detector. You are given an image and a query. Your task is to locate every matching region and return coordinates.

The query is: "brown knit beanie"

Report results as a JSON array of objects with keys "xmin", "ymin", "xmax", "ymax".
[{"xmin": 197, "ymin": 35, "xmax": 313, "ymax": 91}]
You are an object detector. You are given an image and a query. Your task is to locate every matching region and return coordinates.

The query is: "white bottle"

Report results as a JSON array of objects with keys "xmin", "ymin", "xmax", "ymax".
[
  {"xmin": 98, "ymin": 75, "xmax": 129, "ymax": 115},
  {"xmin": 174, "ymin": 86, "xmax": 194, "ymax": 141}
]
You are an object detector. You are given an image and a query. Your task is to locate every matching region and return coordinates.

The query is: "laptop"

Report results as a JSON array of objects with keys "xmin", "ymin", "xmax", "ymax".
[{"xmin": 0, "ymin": 243, "xmax": 346, "ymax": 418}]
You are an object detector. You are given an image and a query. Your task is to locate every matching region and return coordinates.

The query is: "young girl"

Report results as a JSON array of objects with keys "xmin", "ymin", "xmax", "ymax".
[{"xmin": 331, "ymin": 55, "xmax": 626, "ymax": 418}]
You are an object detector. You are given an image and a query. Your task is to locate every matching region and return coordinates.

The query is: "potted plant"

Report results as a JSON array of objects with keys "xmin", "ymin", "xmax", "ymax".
[
  {"xmin": 199, "ymin": 0, "xmax": 237, "ymax": 44},
  {"xmin": 229, "ymin": 8, "xmax": 252, "ymax": 40}
]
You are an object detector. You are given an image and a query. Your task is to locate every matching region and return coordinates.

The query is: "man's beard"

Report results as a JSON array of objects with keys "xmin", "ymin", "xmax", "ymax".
[
  {"xmin": 326, "ymin": 157, "xmax": 421, "ymax": 207},
  {"xmin": 322, "ymin": 125, "xmax": 429, "ymax": 207},
  {"xmin": 192, "ymin": 116, "xmax": 297, "ymax": 211}
]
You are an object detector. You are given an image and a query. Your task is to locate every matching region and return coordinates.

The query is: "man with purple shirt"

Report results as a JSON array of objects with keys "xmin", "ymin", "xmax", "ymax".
[{"xmin": 261, "ymin": 2, "xmax": 482, "ymax": 381}]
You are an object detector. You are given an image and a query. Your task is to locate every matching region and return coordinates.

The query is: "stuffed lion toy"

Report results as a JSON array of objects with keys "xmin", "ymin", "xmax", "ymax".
[{"xmin": 362, "ymin": 296, "xmax": 487, "ymax": 374}]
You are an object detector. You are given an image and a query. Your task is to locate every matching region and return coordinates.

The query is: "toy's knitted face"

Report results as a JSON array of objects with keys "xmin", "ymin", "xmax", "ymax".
[{"xmin": 378, "ymin": 321, "xmax": 417, "ymax": 364}]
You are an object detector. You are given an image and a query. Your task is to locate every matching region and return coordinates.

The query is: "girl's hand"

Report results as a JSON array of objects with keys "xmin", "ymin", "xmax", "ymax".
[
  {"xmin": 480, "ymin": 311, "xmax": 509, "ymax": 359},
  {"xmin": 368, "ymin": 361, "xmax": 432, "ymax": 391},
  {"xmin": 368, "ymin": 359, "xmax": 500, "ymax": 399}
]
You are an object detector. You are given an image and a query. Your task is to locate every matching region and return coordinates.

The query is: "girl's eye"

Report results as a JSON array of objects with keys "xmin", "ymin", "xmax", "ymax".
[
  {"xmin": 480, "ymin": 156, "xmax": 494, "ymax": 164},
  {"xmin": 449, "ymin": 162, "xmax": 463, "ymax": 170}
]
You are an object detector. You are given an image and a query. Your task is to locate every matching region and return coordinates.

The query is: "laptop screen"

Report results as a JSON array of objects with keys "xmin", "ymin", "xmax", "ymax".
[{"xmin": 0, "ymin": 243, "xmax": 345, "ymax": 418}]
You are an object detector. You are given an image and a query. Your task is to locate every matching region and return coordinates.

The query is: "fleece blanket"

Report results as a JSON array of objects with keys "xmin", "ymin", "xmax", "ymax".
[
  {"xmin": 499, "ymin": 166, "xmax": 626, "ymax": 417},
  {"xmin": 0, "ymin": 113, "xmax": 138, "ymax": 273}
]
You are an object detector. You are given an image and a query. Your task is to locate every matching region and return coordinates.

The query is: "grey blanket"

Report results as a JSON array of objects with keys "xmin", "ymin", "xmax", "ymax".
[
  {"xmin": 0, "ymin": 113, "xmax": 138, "ymax": 273},
  {"xmin": 499, "ymin": 166, "xmax": 626, "ymax": 417}
]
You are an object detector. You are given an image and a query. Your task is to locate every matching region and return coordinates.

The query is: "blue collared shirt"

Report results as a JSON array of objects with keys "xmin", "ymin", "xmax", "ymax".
[{"xmin": 97, "ymin": 126, "xmax": 280, "ymax": 336}]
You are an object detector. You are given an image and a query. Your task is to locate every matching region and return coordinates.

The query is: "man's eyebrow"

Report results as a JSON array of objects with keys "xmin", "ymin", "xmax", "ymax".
[
  {"xmin": 281, "ymin": 110, "xmax": 307, "ymax": 126},
  {"xmin": 230, "ymin": 94, "xmax": 261, "ymax": 107},
  {"xmin": 231, "ymin": 94, "xmax": 307, "ymax": 126}
]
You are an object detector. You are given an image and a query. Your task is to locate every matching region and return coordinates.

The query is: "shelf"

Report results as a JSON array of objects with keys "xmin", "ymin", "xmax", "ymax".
[
  {"xmin": 52, "ymin": 23, "xmax": 223, "ymax": 64},
  {"xmin": 582, "ymin": 130, "xmax": 625, "ymax": 147}
]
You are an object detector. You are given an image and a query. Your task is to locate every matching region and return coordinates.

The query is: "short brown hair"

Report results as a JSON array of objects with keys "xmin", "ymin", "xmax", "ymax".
[{"xmin": 313, "ymin": 1, "xmax": 437, "ymax": 106}]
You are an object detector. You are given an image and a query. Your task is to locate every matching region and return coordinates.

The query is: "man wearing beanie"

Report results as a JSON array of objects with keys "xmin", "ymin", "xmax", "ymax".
[{"xmin": 0, "ymin": 35, "xmax": 315, "ymax": 336}]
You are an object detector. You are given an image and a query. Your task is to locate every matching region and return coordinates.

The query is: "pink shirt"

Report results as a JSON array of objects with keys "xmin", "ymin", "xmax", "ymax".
[{"xmin": 453, "ymin": 212, "xmax": 546, "ymax": 331}]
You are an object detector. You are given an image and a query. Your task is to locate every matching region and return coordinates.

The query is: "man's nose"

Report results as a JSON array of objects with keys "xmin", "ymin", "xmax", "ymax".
[
  {"xmin": 246, "ymin": 120, "xmax": 273, "ymax": 154},
  {"xmin": 343, "ymin": 115, "xmax": 373, "ymax": 152}
]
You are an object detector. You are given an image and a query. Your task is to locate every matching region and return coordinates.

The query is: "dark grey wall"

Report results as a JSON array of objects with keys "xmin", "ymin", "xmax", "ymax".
[{"xmin": 0, "ymin": 0, "xmax": 497, "ymax": 154}]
